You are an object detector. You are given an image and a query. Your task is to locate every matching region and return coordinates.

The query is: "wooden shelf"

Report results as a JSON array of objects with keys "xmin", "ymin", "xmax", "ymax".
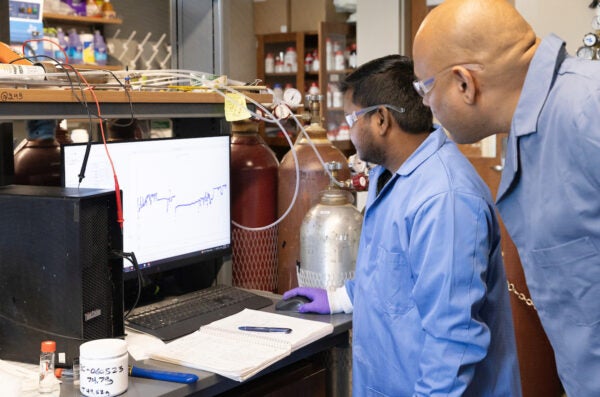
[
  {"xmin": 0, "ymin": 89, "xmax": 271, "ymax": 120},
  {"xmin": 327, "ymin": 68, "xmax": 354, "ymax": 75},
  {"xmin": 73, "ymin": 64, "xmax": 123, "ymax": 71},
  {"xmin": 265, "ymin": 72, "xmax": 297, "ymax": 77},
  {"xmin": 43, "ymin": 13, "xmax": 123, "ymax": 25}
]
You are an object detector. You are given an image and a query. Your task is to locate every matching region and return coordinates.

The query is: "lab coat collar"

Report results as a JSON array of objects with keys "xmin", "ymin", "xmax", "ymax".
[
  {"xmin": 368, "ymin": 127, "xmax": 444, "ymax": 201},
  {"xmin": 496, "ymin": 34, "xmax": 567, "ymax": 204},
  {"xmin": 396, "ymin": 126, "xmax": 446, "ymax": 177}
]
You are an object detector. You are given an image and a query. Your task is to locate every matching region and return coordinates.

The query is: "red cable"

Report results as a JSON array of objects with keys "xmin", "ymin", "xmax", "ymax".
[
  {"xmin": 73, "ymin": 68, "xmax": 125, "ymax": 229},
  {"xmin": 22, "ymin": 38, "xmax": 69, "ymax": 63}
]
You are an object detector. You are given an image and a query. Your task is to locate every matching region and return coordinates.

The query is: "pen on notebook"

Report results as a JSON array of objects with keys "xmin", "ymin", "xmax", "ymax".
[
  {"xmin": 128, "ymin": 365, "xmax": 199, "ymax": 384},
  {"xmin": 238, "ymin": 326, "xmax": 293, "ymax": 334}
]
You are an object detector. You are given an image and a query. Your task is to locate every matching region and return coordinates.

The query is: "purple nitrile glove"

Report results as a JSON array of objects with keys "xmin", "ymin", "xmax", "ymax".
[{"xmin": 282, "ymin": 287, "xmax": 330, "ymax": 314}]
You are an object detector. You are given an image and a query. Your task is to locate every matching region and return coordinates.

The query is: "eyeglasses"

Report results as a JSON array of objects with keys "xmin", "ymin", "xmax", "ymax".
[
  {"xmin": 345, "ymin": 104, "xmax": 405, "ymax": 128},
  {"xmin": 412, "ymin": 63, "xmax": 483, "ymax": 97}
]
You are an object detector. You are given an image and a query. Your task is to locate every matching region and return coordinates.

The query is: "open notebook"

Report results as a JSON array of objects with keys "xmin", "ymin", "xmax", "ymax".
[{"xmin": 149, "ymin": 309, "xmax": 334, "ymax": 381}]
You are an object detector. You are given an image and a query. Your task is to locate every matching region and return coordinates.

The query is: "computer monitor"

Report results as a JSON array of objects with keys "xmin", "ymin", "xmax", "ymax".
[{"xmin": 62, "ymin": 136, "xmax": 231, "ymax": 281}]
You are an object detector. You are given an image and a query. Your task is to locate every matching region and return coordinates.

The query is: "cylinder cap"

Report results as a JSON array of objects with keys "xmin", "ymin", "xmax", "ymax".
[
  {"xmin": 41, "ymin": 340, "xmax": 56, "ymax": 353},
  {"xmin": 231, "ymin": 119, "xmax": 258, "ymax": 133}
]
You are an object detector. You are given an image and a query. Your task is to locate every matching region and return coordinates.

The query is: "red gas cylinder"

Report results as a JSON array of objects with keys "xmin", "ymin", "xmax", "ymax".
[
  {"xmin": 277, "ymin": 96, "xmax": 350, "ymax": 293},
  {"xmin": 13, "ymin": 138, "xmax": 61, "ymax": 186},
  {"xmin": 230, "ymin": 119, "xmax": 279, "ymax": 292}
]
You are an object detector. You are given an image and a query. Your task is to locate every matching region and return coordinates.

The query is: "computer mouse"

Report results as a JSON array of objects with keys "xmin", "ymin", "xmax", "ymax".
[{"xmin": 275, "ymin": 295, "xmax": 311, "ymax": 312}]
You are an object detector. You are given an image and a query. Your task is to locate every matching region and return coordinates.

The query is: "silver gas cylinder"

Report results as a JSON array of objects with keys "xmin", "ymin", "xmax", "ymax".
[{"xmin": 297, "ymin": 162, "xmax": 363, "ymax": 290}]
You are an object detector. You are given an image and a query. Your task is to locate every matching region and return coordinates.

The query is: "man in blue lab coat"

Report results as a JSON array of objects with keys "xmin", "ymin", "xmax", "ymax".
[
  {"xmin": 412, "ymin": 1, "xmax": 600, "ymax": 396},
  {"xmin": 282, "ymin": 54, "xmax": 521, "ymax": 396}
]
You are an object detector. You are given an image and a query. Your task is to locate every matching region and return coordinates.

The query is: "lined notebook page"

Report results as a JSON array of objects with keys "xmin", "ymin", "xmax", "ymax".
[{"xmin": 149, "ymin": 309, "xmax": 334, "ymax": 381}]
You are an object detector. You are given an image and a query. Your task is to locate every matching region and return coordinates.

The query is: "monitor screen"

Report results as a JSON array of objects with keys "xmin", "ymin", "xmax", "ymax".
[{"xmin": 62, "ymin": 136, "xmax": 231, "ymax": 279}]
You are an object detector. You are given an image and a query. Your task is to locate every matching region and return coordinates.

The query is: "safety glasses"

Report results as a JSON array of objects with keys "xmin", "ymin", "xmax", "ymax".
[
  {"xmin": 345, "ymin": 104, "xmax": 405, "ymax": 128},
  {"xmin": 413, "ymin": 63, "xmax": 483, "ymax": 97}
]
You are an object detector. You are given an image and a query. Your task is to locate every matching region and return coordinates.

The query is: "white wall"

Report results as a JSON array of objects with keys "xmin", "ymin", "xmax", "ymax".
[
  {"xmin": 356, "ymin": 0, "xmax": 407, "ymax": 66},
  {"xmin": 515, "ymin": 0, "xmax": 597, "ymax": 55},
  {"xmin": 355, "ymin": 0, "xmax": 598, "ymax": 62}
]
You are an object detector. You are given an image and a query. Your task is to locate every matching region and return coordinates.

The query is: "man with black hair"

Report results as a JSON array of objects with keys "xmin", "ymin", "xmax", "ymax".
[{"xmin": 282, "ymin": 55, "xmax": 521, "ymax": 396}]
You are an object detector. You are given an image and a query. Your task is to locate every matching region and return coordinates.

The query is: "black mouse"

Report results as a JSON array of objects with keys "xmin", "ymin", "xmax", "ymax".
[{"xmin": 275, "ymin": 295, "xmax": 311, "ymax": 311}]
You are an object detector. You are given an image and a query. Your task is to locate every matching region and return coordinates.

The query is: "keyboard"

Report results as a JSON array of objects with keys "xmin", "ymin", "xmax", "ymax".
[{"xmin": 125, "ymin": 285, "xmax": 273, "ymax": 341}]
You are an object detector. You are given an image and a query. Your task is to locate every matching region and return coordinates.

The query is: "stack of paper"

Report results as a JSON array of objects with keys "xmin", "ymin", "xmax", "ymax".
[{"xmin": 149, "ymin": 309, "xmax": 334, "ymax": 381}]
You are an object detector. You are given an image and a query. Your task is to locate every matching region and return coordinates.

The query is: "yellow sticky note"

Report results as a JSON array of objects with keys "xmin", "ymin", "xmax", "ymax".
[{"xmin": 224, "ymin": 93, "xmax": 252, "ymax": 122}]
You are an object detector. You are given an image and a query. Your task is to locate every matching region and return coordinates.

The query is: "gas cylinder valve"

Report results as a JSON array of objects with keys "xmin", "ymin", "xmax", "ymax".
[
  {"xmin": 343, "ymin": 173, "xmax": 369, "ymax": 191},
  {"xmin": 324, "ymin": 161, "xmax": 369, "ymax": 191}
]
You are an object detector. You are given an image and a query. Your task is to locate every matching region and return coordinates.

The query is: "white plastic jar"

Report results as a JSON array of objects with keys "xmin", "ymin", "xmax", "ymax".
[
  {"xmin": 80, "ymin": 339, "xmax": 128, "ymax": 397},
  {"xmin": 70, "ymin": 128, "xmax": 89, "ymax": 143}
]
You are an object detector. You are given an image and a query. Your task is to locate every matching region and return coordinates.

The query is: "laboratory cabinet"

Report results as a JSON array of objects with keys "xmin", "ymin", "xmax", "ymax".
[{"xmin": 256, "ymin": 22, "xmax": 356, "ymax": 159}]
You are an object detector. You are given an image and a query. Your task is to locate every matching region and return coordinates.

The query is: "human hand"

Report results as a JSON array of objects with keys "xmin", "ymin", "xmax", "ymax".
[{"xmin": 282, "ymin": 287, "xmax": 330, "ymax": 314}]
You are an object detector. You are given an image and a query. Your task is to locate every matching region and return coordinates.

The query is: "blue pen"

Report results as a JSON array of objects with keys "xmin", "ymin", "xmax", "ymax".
[
  {"xmin": 238, "ymin": 326, "xmax": 292, "ymax": 334},
  {"xmin": 129, "ymin": 365, "xmax": 199, "ymax": 384}
]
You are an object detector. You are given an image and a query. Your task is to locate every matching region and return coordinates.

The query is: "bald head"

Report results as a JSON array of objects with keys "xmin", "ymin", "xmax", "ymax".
[
  {"xmin": 415, "ymin": 0, "xmax": 536, "ymax": 71},
  {"xmin": 413, "ymin": 0, "xmax": 539, "ymax": 142}
]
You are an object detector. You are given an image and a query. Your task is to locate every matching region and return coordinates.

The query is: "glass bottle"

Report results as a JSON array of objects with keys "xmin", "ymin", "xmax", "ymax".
[
  {"xmin": 39, "ymin": 340, "xmax": 59, "ymax": 393},
  {"xmin": 102, "ymin": 0, "xmax": 116, "ymax": 18}
]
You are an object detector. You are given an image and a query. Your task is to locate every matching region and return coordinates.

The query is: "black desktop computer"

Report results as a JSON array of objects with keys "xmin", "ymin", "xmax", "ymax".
[{"xmin": 0, "ymin": 185, "xmax": 124, "ymax": 365}]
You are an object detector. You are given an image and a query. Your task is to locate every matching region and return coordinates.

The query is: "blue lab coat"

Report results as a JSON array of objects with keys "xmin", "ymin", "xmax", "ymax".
[
  {"xmin": 346, "ymin": 127, "xmax": 521, "ymax": 396},
  {"xmin": 496, "ymin": 34, "xmax": 600, "ymax": 397}
]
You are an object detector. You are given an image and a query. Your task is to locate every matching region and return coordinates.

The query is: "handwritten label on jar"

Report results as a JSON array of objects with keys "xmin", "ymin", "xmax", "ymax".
[
  {"xmin": 80, "ymin": 363, "xmax": 126, "ymax": 396},
  {"xmin": 80, "ymin": 339, "xmax": 128, "ymax": 397}
]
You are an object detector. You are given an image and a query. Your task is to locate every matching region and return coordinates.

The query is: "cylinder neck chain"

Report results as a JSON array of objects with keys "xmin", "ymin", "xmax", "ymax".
[{"xmin": 507, "ymin": 280, "xmax": 536, "ymax": 310}]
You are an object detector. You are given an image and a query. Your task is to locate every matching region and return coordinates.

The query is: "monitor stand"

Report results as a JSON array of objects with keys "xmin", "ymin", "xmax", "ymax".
[{"xmin": 123, "ymin": 258, "xmax": 223, "ymax": 311}]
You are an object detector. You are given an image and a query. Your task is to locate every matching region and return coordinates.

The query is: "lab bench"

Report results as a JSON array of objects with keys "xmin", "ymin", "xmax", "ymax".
[
  {"xmin": 0, "ymin": 88, "xmax": 352, "ymax": 396},
  {"xmin": 59, "ymin": 303, "xmax": 352, "ymax": 397}
]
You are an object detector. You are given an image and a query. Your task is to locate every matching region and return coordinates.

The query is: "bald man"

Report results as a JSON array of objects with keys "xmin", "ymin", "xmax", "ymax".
[{"xmin": 413, "ymin": 1, "xmax": 600, "ymax": 396}]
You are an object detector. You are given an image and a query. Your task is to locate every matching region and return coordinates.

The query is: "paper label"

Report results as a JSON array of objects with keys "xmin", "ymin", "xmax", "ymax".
[{"xmin": 224, "ymin": 93, "xmax": 251, "ymax": 122}]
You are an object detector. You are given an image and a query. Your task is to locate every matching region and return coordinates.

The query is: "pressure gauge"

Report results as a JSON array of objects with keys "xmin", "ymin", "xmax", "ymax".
[
  {"xmin": 577, "ymin": 46, "xmax": 595, "ymax": 60},
  {"xmin": 583, "ymin": 32, "xmax": 599, "ymax": 47},
  {"xmin": 592, "ymin": 15, "xmax": 600, "ymax": 30},
  {"xmin": 283, "ymin": 87, "xmax": 302, "ymax": 107},
  {"xmin": 273, "ymin": 104, "xmax": 292, "ymax": 119}
]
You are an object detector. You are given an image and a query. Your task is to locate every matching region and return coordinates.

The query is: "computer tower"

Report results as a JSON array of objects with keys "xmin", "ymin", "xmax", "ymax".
[
  {"xmin": 0, "ymin": 185, "xmax": 123, "ymax": 365},
  {"xmin": 0, "ymin": 123, "xmax": 14, "ymax": 186}
]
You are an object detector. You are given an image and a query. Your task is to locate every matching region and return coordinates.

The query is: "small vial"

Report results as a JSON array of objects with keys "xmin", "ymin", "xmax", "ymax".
[
  {"xmin": 39, "ymin": 340, "xmax": 59, "ymax": 393},
  {"xmin": 72, "ymin": 357, "xmax": 81, "ymax": 385}
]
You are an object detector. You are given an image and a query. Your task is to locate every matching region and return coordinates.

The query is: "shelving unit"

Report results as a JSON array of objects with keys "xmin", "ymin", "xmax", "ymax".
[
  {"xmin": 43, "ymin": 13, "xmax": 123, "ymax": 25},
  {"xmin": 42, "ymin": 12, "xmax": 123, "ymax": 70},
  {"xmin": 317, "ymin": 22, "xmax": 354, "ymax": 138},
  {"xmin": 256, "ymin": 22, "xmax": 356, "ymax": 159},
  {"xmin": 256, "ymin": 31, "xmax": 318, "ymax": 97}
]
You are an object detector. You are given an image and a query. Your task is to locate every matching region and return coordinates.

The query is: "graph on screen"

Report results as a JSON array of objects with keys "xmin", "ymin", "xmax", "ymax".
[{"xmin": 62, "ymin": 136, "xmax": 231, "ymax": 274}]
